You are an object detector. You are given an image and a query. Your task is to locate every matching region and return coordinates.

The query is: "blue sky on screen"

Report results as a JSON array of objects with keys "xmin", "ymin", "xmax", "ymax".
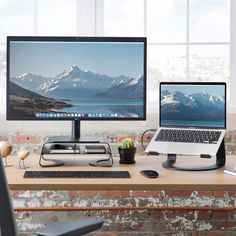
[
  {"xmin": 10, "ymin": 41, "xmax": 144, "ymax": 78},
  {"xmin": 161, "ymin": 84, "xmax": 225, "ymax": 97}
]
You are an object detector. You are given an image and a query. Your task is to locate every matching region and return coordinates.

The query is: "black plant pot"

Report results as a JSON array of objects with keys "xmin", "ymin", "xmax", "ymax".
[{"xmin": 118, "ymin": 147, "xmax": 136, "ymax": 164}]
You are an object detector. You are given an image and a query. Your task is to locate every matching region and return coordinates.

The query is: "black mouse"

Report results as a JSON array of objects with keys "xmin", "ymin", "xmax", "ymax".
[{"xmin": 140, "ymin": 170, "xmax": 159, "ymax": 178}]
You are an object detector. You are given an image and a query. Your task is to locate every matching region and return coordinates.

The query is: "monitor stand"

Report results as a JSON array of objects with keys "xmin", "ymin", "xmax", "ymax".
[
  {"xmin": 41, "ymin": 120, "xmax": 112, "ymax": 167},
  {"xmin": 47, "ymin": 120, "xmax": 105, "ymax": 143},
  {"xmin": 162, "ymin": 139, "xmax": 226, "ymax": 171}
]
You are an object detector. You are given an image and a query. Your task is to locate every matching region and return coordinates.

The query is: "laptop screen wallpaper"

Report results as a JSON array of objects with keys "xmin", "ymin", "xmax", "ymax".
[{"xmin": 160, "ymin": 84, "xmax": 225, "ymax": 128}]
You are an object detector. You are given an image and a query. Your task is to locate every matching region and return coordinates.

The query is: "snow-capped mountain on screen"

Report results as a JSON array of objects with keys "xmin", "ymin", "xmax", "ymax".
[
  {"xmin": 96, "ymin": 75, "xmax": 144, "ymax": 99},
  {"xmin": 161, "ymin": 90, "xmax": 197, "ymax": 108},
  {"xmin": 11, "ymin": 73, "xmax": 50, "ymax": 92},
  {"xmin": 11, "ymin": 65, "xmax": 143, "ymax": 99},
  {"xmin": 161, "ymin": 90, "xmax": 224, "ymax": 121}
]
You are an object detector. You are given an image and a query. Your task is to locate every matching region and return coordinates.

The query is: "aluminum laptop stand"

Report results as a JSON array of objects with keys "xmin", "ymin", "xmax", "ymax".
[{"xmin": 161, "ymin": 138, "xmax": 226, "ymax": 171}]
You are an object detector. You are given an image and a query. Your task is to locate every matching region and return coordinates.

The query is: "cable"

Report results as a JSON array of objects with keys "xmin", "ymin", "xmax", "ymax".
[{"xmin": 140, "ymin": 128, "xmax": 157, "ymax": 152}]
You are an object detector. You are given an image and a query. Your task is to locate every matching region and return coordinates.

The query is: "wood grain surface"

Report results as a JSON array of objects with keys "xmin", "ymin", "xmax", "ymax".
[{"xmin": 5, "ymin": 154, "xmax": 236, "ymax": 191}]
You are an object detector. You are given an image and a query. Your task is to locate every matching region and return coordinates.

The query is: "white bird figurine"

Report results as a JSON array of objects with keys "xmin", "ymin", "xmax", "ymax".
[{"xmin": 18, "ymin": 150, "xmax": 30, "ymax": 169}]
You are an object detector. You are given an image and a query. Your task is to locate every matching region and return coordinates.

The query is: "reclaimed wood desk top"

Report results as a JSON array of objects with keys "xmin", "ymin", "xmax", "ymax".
[{"xmin": 5, "ymin": 154, "xmax": 236, "ymax": 191}]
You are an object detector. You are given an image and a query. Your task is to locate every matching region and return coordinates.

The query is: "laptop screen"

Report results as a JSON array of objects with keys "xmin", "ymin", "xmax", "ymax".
[{"xmin": 160, "ymin": 83, "xmax": 226, "ymax": 129}]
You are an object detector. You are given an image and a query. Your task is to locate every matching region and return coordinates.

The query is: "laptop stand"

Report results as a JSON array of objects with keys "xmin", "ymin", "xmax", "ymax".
[{"xmin": 162, "ymin": 139, "xmax": 226, "ymax": 171}]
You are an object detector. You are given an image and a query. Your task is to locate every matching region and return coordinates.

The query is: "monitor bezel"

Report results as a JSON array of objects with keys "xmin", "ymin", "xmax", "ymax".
[
  {"xmin": 159, "ymin": 82, "xmax": 227, "ymax": 129},
  {"xmin": 7, "ymin": 36, "xmax": 147, "ymax": 121}
]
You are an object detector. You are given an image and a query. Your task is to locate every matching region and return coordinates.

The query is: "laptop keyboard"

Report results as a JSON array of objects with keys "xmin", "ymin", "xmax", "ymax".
[{"xmin": 155, "ymin": 129, "xmax": 221, "ymax": 144}]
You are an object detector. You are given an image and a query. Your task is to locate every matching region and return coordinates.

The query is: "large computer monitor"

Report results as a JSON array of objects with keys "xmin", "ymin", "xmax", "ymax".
[{"xmin": 7, "ymin": 36, "xmax": 146, "ymax": 141}]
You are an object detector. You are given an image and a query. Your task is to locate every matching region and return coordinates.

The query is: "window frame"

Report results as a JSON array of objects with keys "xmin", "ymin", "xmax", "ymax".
[
  {"xmin": 97, "ymin": 0, "xmax": 234, "ymax": 112},
  {"xmin": 0, "ymin": 0, "xmax": 234, "ymax": 113}
]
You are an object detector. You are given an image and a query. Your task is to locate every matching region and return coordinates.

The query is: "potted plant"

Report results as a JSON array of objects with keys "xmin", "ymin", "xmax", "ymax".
[{"xmin": 118, "ymin": 138, "xmax": 136, "ymax": 164}]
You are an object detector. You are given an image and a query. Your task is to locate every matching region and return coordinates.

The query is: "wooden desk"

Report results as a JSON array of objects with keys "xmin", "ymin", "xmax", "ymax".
[{"xmin": 5, "ymin": 154, "xmax": 236, "ymax": 191}]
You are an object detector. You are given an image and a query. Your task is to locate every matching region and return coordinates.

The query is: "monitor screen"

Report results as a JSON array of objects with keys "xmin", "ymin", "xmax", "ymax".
[
  {"xmin": 160, "ymin": 83, "xmax": 226, "ymax": 129},
  {"xmin": 7, "ymin": 37, "xmax": 146, "ymax": 120}
]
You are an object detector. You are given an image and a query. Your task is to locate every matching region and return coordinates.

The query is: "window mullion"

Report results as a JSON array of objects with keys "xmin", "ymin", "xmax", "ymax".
[
  {"xmin": 230, "ymin": 0, "xmax": 236, "ymax": 111},
  {"xmin": 144, "ymin": 0, "xmax": 147, "ymax": 37},
  {"xmin": 76, "ymin": 0, "xmax": 96, "ymax": 36},
  {"xmin": 95, "ymin": 0, "xmax": 104, "ymax": 36},
  {"xmin": 186, "ymin": 0, "xmax": 189, "ymax": 80},
  {"xmin": 34, "ymin": 0, "xmax": 38, "ymax": 35}
]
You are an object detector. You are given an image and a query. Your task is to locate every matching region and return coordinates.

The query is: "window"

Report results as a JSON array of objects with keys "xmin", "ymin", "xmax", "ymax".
[
  {"xmin": 102, "ymin": 0, "xmax": 231, "ymax": 112},
  {"xmin": 104, "ymin": 0, "xmax": 144, "ymax": 36},
  {"xmin": 37, "ymin": 0, "xmax": 77, "ymax": 35},
  {"xmin": 0, "ymin": 0, "xmax": 93, "ymax": 113},
  {"xmin": 0, "ymin": 0, "xmax": 233, "ymax": 113},
  {"xmin": 0, "ymin": 0, "xmax": 35, "ymax": 113}
]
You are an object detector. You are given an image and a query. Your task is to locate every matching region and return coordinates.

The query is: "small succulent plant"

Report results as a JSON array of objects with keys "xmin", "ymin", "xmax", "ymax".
[
  {"xmin": 121, "ymin": 138, "xmax": 135, "ymax": 148},
  {"xmin": 119, "ymin": 138, "xmax": 136, "ymax": 164}
]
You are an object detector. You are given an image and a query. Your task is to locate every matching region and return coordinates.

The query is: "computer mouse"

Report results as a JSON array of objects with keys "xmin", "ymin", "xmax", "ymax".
[{"xmin": 140, "ymin": 170, "xmax": 159, "ymax": 178}]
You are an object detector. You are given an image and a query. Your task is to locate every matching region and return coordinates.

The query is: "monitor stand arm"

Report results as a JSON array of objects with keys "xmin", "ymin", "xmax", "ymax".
[
  {"xmin": 47, "ymin": 120, "xmax": 104, "ymax": 143},
  {"xmin": 162, "ymin": 138, "xmax": 226, "ymax": 171},
  {"xmin": 72, "ymin": 120, "xmax": 81, "ymax": 140}
]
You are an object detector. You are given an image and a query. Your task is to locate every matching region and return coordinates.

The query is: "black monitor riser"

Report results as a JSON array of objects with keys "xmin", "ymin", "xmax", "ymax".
[
  {"xmin": 40, "ymin": 120, "xmax": 113, "ymax": 167},
  {"xmin": 162, "ymin": 139, "xmax": 226, "ymax": 171},
  {"xmin": 39, "ymin": 140, "xmax": 113, "ymax": 168}
]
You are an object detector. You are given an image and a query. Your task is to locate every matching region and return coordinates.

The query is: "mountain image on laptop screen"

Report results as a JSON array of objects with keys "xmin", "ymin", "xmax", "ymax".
[
  {"xmin": 160, "ymin": 84, "xmax": 225, "ymax": 128},
  {"xmin": 9, "ymin": 41, "xmax": 144, "ymax": 119}
]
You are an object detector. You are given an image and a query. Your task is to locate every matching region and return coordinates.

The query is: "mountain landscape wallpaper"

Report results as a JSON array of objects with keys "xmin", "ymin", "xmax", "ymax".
[
  {"xmin": 9, "ymin": 41, "xmax": 144, "ymax": 119},
  {"xmin": 160, "ymin": 85, "xmax": 225, "ymax": 128}
]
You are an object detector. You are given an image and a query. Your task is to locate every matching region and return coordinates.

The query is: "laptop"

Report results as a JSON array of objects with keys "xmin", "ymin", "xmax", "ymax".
[{"xmin": 146, "ymin": 82, "xmax": 226, "ymax": 156}]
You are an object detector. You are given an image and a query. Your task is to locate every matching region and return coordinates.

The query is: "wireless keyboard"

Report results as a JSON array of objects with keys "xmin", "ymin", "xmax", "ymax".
[{"xmin": 24, "ymin": 170, "xmax": 131, "ymax": 178}]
